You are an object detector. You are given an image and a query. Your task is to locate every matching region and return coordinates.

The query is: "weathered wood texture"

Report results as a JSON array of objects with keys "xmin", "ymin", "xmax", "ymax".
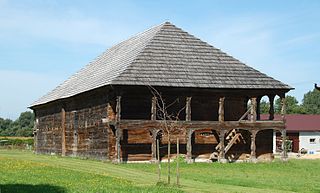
[{"xmin": 33, "ymin": 85, "xmax": 286, "ymax": 162}]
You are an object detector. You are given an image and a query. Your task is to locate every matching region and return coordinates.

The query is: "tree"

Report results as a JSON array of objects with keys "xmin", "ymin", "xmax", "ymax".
[
  {"xmin": 259, "ymin": 100, "xmax": 270, "ymax": 114},
  {"xmin": 0, "ymin": 111, "xmax": 34, "ymax": 137},
  {"xmin": 149, "ymin": 86, "xmax": 185, "ymax": 185},
  {"xmin": 18, "ymin": 111, "xmax": 34, "ymax": 129},
  {"xmin": 302, "ymin": 89, "xmax": 320, "ymax": 114},
  {"xmin": 275, "ymin": 95, "xmax": 304, "ymax": 114}
]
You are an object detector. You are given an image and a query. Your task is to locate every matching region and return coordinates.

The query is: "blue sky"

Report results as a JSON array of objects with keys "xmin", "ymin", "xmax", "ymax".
[{"xmin": 0, "ymin": 0, "xmax": 319, "ymax": 119}]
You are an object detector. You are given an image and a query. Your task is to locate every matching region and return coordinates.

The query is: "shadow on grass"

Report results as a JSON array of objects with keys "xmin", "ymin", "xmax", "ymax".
[{"xmin": 0, "ymin": 184, "xmax": 66, "ymax": 193}]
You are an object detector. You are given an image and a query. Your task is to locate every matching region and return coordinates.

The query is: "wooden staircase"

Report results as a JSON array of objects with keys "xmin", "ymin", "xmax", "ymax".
[{"xmin": 210, "ymin": 129, "xmax": 244, "ymax": 160}]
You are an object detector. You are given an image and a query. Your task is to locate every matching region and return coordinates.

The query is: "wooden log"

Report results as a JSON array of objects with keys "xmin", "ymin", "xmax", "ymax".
[
  {"xmin": 61, "ymin": 108, "xmax": 66, "ymax": 156},
  {"xmin": 268, "ymin": 95, "xmax": 275, "ymax": 120},
  {"xmin": 186, "ymin": 97, "xmax": 192, "ymax": 121},
  {"xmin": 116, "ymin": 119, "xmax": 285, "ymax": 131},
  {"xmin": 218, "ymin": 97, "xmax": 225, "ymax": 122}
]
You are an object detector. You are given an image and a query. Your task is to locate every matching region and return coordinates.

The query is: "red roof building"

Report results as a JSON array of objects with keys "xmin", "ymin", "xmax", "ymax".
[{"xmin": 261, "ymin": 114, "xmax": 320, "ymax": 153}]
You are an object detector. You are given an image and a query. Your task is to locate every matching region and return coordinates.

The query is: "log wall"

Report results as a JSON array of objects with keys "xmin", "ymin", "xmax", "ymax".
[{"xmin": 33, "ymin": 86, "xmax": 280, "ymax": 162}]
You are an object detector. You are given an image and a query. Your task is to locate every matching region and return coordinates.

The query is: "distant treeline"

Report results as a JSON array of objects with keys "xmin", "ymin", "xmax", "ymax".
[
  {"xmin": 260, "ymin": 89, "xmax": 320, "ymax": 114},
  {"xmin": 0, "ymin": 111, "xmax": 34, "ymax": 137}
]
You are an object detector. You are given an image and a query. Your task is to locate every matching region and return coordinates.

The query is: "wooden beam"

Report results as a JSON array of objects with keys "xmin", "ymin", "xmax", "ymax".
[
  {"xmin": 61, "ymin": 108, "xmax": 66, "ymax": 156},
  {"xmin": 268, "ymin": 95, "xmax": 275, "ymax": 120},
  {"xmin": 186, "ymin": 97, "xmax": 192, "ymax": 121},
  {"xmin": 218, "ymin": 97, "xmax": 225, "ymax": 122},
  {"xmin": 114, "ymin": 119, "xmax": 286, "ymax": 130}
]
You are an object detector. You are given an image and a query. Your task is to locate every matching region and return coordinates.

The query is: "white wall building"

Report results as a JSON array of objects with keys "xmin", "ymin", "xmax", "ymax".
[{"xmin": 299, "ymin": 131, "xmax": 320, "ymax": 154}]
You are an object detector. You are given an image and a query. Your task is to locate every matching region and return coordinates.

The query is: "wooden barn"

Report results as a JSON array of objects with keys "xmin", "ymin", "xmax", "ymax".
[{"xmin": 30, "ymin": 22, "xmax": 292, "ymax": 163}]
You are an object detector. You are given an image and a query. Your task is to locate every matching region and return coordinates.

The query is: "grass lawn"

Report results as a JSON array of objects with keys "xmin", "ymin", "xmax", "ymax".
[{"xmin": 0, "ymin": 149, "xmax": 319, "ymax": 193}]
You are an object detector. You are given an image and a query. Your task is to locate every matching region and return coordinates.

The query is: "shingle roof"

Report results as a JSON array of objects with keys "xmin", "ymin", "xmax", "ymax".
[{"xmin": 31, "ymin": 22, "xmax": 292, "ymax": 107}]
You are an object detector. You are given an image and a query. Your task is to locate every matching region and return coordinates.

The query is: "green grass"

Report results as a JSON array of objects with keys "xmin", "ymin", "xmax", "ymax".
[{"xmin": 1, "ymin": 150, "xmax": 320, "ymax": 193}]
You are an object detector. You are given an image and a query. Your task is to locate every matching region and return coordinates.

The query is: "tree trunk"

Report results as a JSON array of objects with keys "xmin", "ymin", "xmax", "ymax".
[
  {"xmin": 167, "ymin": 136, "xmax": 171, "ymax": 184},
  {"xmin": 176, "ymin": 137, "xmax": 180, "ymax": 186},
  {"xmin": 157, "ymin": 139, "xmax": 161, "ymax": 182}
]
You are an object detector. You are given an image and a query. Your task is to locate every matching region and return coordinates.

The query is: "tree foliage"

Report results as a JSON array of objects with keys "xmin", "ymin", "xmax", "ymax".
[
  {"xmin": 0, "ymin": 111, "xmax": 34, "ymax": 137},
  {"xmin": 302, "ymin": 89, "xmax": 320, "ymax": 114},
  {"xmin": 275, "ymin": 95, "xmax": 305, "ymax": 114},
  {"xmin": 259, "ymin": 100, "xmax": 270, "ymax": 114},
  {"xmin": 259, "ymin": 90, "xmax": 320, "ymax": 115}
]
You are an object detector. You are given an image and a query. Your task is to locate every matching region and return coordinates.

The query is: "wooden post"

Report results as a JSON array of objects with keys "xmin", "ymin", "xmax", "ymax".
[
  {"xmin": 218, "ymin": 129, "xmax": 227, "ymax": 163},
  {"xmin": 176, "ymin": 137, "xmax": 180, "ymax": 186},
  {"xmin": 219, "ymin": 97, "xmax": 225, "ymax": 122},
  {"xmin": 268, "ymin": 95, "xmax": 275, "ymax": 120},
  {"xmin": 256, "ymin": 96, "xmax": 261, "ymax": 120},
  {"xmin": 250, "ymin": 130, "xmax": 258, "ymax": 162},
  {"xmin": 281, "ymin": 129, "xmax": 288, "ymax": 161},
  {"xmin": 250, "ymin": 97, "xmax": 257, "ymax": 122},
  {"xmin": 186, "ymin": 129, "xmax": 194, "ymax": 163},
  {"xmin": 116, "ymin": 96, "xmax": 121, "ymax": 122},
  {"xmin": 186, "ymin": 97, "xmax": 192, "ymax": 121},
  {"xmin": 151, "ymin": 97, "xmax": 158, "ymax": 163},
  {"xmin": 115, "ymin": 96, "xmax": 121, "ymax": 163},
  {"xmin": 151, "ymin": 96, "xmax": 157, "ymax": 121},
  {"xmin": 157, "ymin": 139, "xmax": 161, "ymax": 182},
  {"xmin": 151, "ymin": 129, "xmax": 158, "ymax": 162},
  {"xmin": 61, "ymin": 108, "xmax": 66, "ymax": 156},
  {"xmin": 281, "ymin": 96, "xmax": 286, "ymax": 121},
  {"xmin": 33, "ymin": 118, "xmax": 39, "ymax": 153}
]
